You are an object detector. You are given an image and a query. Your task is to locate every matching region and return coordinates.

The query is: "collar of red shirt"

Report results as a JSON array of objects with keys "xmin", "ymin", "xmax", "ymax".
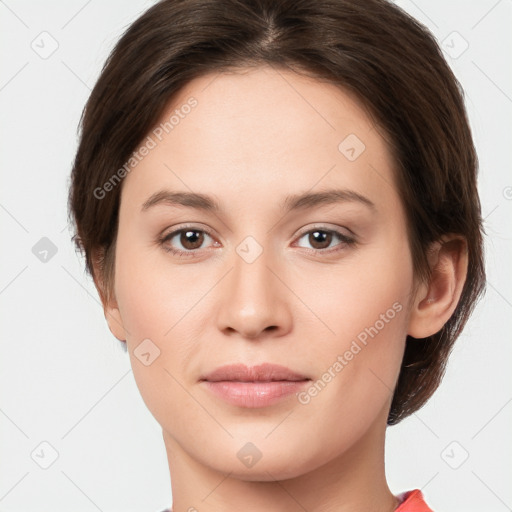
[{"xmin": 395, "ymin": 489, "xmax": 434, "ymax": 511}]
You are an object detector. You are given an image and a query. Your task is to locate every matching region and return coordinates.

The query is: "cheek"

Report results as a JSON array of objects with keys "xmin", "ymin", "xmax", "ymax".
[
  {"xmin": 113, "ymin": 231, "xmax": 226, "ymax": 369},
  {"xmin": 113, "ymin": 243, "xmax": 205, "ymax": 427},
  {"xmin": 294, "ymin": 241, "xmax": 413, "ymax": 412},
  {"xmin": 298, "ymin": 241, "xmax": 413, "ymax": 345},
  {"xmin": 114, "ymin": 236, "xmax": 202, "ymax": 340}
]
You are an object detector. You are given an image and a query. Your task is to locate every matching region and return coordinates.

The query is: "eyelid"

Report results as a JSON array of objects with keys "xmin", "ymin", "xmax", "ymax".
[
  {"xmin": 294, "ymin": 223, "xmax": 355, "ymax": 239},
  {"xmin": 161, "ymin": 223, "xmax": 216, "ymax": 239}
]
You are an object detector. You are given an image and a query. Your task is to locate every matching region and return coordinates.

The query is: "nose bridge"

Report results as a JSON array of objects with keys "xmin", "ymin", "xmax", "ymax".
[
  {"xmin": 234, "ymin": 238, "xmax": 273, "ymax": 301},
  {"xmin": 216, "ymin": 235, "xmax": 291, "ymax": 338}
]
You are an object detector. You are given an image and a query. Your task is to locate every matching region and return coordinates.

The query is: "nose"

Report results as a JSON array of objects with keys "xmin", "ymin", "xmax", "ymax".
[{"xmin": 216, "ymin": 241, "xmax": 293, "ymax": 340}]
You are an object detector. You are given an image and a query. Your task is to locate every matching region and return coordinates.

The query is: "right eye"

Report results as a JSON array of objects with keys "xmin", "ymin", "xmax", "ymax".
[{"xmin": 159, "ymin": 226, "xmax": 219, "ymax": 258}]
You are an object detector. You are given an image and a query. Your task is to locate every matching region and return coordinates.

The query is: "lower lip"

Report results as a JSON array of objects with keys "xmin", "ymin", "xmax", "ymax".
[{"xmin": 202, "ymin": 380, "xmax": 310, "ymax": 408}]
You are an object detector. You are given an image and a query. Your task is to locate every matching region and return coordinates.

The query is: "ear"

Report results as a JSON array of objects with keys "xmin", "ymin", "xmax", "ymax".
[
  {"xmin": 91, "ymin": 247, "xmax": 127, "ymax": 342},
  {"xmin": 408, "ymin": 235, "xmax": 468, "ymax": 339}
]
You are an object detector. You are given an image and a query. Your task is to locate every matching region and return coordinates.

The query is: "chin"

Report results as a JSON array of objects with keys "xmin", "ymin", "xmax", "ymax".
[
  {"xmin": 215, "ymin": 459, "xmax": 311, "ymax": 482},
  {"xmin": 197, "ymin": 439, "xmax": 324, "ymax": 482}
]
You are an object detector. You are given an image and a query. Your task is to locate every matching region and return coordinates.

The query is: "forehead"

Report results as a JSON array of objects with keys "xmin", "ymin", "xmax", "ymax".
[{"xmin": 120, "ymin": 65, "xmax": 400, "ymax": 215}]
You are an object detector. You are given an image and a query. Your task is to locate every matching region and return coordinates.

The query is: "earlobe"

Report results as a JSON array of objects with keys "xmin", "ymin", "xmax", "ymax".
[
  {"xmin": 103, "ymin": 296, "xmax": 127, "ymax": 343},
  {"xmin": 91, "ymin": 248, "xmax": 127, "ymax": 343},
  {"xmin": 407, "ymin": 236, "xmax": 468, "ymax": 339}
]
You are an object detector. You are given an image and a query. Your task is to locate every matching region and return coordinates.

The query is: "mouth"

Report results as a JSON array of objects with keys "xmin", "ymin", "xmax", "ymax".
[{"xmin": 200, "ymin": 363, "xmax": 311, "ymax": 408}]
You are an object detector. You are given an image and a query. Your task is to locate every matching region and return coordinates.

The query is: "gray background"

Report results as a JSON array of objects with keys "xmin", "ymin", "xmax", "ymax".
[{"xmin": 0, "ymin": 0, "xmax": 511, "ymax": 511}]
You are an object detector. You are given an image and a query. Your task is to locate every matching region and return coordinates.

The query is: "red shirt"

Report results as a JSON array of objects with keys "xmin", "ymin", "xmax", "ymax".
[{"xmin": 395, "ymin": 489, "xmax": 433, "ymax": 511}]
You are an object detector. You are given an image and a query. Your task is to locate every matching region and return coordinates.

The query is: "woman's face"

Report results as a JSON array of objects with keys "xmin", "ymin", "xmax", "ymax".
[{"xmin": 109, "ymin": 66, "xmax": 416, "ymax": 479}]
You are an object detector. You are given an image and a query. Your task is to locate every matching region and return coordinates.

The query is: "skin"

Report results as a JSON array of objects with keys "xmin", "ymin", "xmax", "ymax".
[{"xmin": 94, "ymin": 65, "xmax": 467, "ymax": 512}]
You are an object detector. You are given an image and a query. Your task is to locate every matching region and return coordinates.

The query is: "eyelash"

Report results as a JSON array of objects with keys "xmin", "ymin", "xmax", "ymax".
[{"xmin": 158, "ymin": 224, "xmax": 356, "ymax": 259}]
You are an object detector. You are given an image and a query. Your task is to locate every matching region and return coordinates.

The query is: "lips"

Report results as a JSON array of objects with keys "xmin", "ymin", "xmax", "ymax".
[
  {"xmin": 200, "ymin": 363, "xmax": 311, "ymax": 383},
  {"xmin": 200, "ymin": 363, "xmax": 311, "ymax": 408}
]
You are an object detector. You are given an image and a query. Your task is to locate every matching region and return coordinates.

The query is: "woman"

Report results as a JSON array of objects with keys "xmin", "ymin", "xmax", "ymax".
[{"xmin": 68, "ymin": 0, "xmax": 485, "ymax": 510}]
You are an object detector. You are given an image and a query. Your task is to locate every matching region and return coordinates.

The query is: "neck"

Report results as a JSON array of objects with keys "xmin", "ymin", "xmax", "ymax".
[{"xmin": 163, "ymin": 409, "xmax": 398, "ymax": 512}]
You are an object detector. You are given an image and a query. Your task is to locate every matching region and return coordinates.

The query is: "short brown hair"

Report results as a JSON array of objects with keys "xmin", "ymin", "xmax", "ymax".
[{"xmin": 68, "ymin": 0, "xmax": 486, "ymax": 425}]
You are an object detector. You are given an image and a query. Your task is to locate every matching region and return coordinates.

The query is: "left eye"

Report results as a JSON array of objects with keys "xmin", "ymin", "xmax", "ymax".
[{"xmin": 295, "ymin": 229, "xmax": 353, "ymax": 251}]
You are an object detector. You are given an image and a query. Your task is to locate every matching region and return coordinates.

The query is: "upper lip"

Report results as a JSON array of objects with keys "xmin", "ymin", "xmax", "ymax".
[{"xmin": 200, "ymin": 363, "xmax": 311, "ymax": 382}]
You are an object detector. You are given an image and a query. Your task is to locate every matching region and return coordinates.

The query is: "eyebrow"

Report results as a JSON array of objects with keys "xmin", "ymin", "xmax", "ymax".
[{"xmin": 141, "ymin": 188, "xmax": 376, "ymax": 214}]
